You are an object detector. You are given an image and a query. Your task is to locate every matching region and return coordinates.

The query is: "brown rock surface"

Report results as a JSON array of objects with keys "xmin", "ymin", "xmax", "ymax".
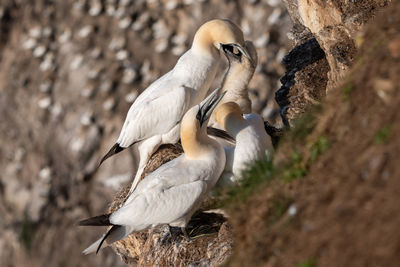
[
  {"xmin": 229, "ymin": 2, "xmax": 400, "ymax": 266},
  {"xmin": 279, "ymin": 0, "xmax": 389, "ymax": 125}
]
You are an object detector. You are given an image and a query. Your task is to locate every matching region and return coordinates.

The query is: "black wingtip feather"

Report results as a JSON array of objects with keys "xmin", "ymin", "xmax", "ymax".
[
  {"xmin": 96, "ymin": 225, "xmax": 120, "ymax": 254},
  {"xmin": 98, "ymin": 143, "xmax": 124, "ymax": 167},
  {"xmin": 207, "ymin": 127, "xmax": 235, "ymax": 143},
  {"xmin": 77, "ymin": 214, "xmax": 112, "ymax": 226}
]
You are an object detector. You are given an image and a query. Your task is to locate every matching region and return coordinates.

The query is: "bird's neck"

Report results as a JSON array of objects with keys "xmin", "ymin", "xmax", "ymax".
[
  {"xmin": 221, "ymin": 64, "xmax": 254, "ymax": 98},
  {"xmin": 191, "ymin": 29, "xmax": 220, "ymax": 58},
  {"xmin": 181, "ymin": 126, "xmax": 215, "ymax": 159},
  {"xmin": 223, "ymin": 114, "xmax": 246, "ymax": 137}
]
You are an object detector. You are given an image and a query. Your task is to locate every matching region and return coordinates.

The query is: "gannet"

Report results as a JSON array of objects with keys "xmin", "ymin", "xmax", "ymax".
[
  {"xmin": 215, "ymin": 102, "xmax": 273, "ymax": 185},
  {"xmin": 79, "ymin": 88, "xmax": 226, "ymax": 254},
  {"xmin": 99, "ymin": 19, "xmax": 246, "ymax": 193},
  {"xmin": 209, "ymin": 40, "xmax": 258, "ymax": 127}
]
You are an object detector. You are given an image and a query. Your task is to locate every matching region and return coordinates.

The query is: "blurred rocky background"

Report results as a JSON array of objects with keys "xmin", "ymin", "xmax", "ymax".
[{"xmin": 0, "ymin": 0, "xmax": 292, "ymax": 266}]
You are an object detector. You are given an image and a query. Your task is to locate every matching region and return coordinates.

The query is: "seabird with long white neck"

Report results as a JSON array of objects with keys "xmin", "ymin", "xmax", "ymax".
[
  {"xmin": 79, "ymin": 88, "xmax": 226, "ymax": 254},
  {"xmin": 209, "ymin": 40, "xmax": 258, "ymax": 128},
  {"xmin": 215, "ymin": 102, "xmax": 273, "ymax": 185},
  {"xmin": 98, "ymin": 19, "xmax": 246, "ymax": 194}
]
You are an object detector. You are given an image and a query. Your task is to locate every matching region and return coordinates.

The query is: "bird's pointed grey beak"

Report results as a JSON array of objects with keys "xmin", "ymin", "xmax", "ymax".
[
  {"xmin": 197, "ymin": 88, "xmax": 226, "ymax": 126},
  {"xmin": 220, "ymin": 43, "xmax": 252, "ymax": 60}
]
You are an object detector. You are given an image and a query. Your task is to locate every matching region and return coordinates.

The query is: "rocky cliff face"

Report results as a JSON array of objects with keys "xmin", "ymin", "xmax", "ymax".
[
  {"xmin": 277, "ymin": 0, "xmax": 389, "ymax": 125},
  {"xmin": 228, "ymin": 1, "xmax": 400, "ymax": 265}
]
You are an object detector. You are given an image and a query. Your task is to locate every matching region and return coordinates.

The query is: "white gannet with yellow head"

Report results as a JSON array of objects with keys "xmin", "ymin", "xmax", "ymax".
[
  {"xmin": 99, "ymin": 19, "xmax": 246, "ymax": 194},
  {"xmin": 209, "ymin": 40, "xmax": 258, "ymax": 128},
  {"xmin": 215, "ymin": 102, "xmax": 273, "ymax": 185},
  {"xmin": 79, "ymin": 88, "xmax": 226, "ymax": 254}
]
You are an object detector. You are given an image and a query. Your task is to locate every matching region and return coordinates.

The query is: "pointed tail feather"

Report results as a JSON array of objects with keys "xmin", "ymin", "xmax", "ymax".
[
  {"xmin": 98, "ymin": 143, "xmax": 125, "ymax": 167},
  {"xmin": 82, "ymin": 225, "xmax": 132, "ymax": 255},
  {"xmin": 83, "ymin": 236, "xmax": 103, "ymax": 255},
  {"xmin": 78, "ymin": 214, "xmax": 112, "ymax": 226},
  {"xmin": 96, "ymin": 225, "xmax": 119, "ymax": 254}
]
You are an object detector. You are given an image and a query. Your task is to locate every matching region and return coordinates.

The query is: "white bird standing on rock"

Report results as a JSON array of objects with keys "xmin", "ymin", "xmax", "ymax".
[
  {"xmin": 98, "ymin": 19, "xmax": 246, "ymax": 194},
  {"xmin": 215, "ymin": 102, "xmax": 273, "ymax": 185},
  {"xmin": 79, "ymin": 88, "xmax": 226, "ymax": 254}
]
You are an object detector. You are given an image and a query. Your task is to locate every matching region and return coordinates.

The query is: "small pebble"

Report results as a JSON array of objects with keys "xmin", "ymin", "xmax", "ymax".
[
  {"xmin": 21, "ymin": 38, "xmax": 37, "ymax": 50},
  {"xmin": 266, "ymin": 0, "xmax": 280, "ymax": 7},
  {"xmin": 268, "ymin": 8, "xmax": 281, "ymax": 25},
  {"xmin": 42, "ymin": 26, "xmax": 52, "ymax": 37},
  {"xmin": 103, "ymin": 97, "xmax": 116, "ymax": 111},
  {"xmin": 33, "ymin": 45, "xmax": 46, "ymax": 58},
  {"xmin": 125, "ymin": 91, "xmax": 138, "ymax": 103},
  {"xmin": 109, "ymin": 37, "xmax": 126, "ymax": 51},
  {"xmin": 114, "ymin": 6, "xmax": 126, "ymax": 19},
  {"xmin": 50, "ymin": 102, "xmax": 63, "ymax": 118},
  {"xmin": 81, "ymin": 86, "xmax": 95, "ymax": 98},
  {"xmin": 58, "ymin": 28, "xmax": 72, "ymax": 43},
  {"xmin": 122, "ymin": 68, "xmax": 138, "ymax": 84},
  {"xmin": 154, "ymin": 38, "xmax": 169, "ymax": 53},
  {"xmin": 80, "ymin": 112, "xmax": 94, "ymax": 126},
  {"xmin": 14, "ymin": 147, "xmax": 26, "ymax": 162},
  {"xmin": 254, "ymin": 33, "xmax": 270, "ymax": 48},
  {"xmin": 29, "ymin": 27, "xmax": 42, "ymax": 39},
  {"xmin": 119, "ymin": 0, "xmax": 132, "ymax": 6},
  {"xmin": 118, "ymin": 17, "xmax": 132, "ymax": 29},
  {"xmin": 171, "ymin": 33, "xmax": 187, "ymax": 45},
  {"xmin": 152, "ymin": 20, "xmax": 170, "ymax": 39},
  {"xmin": 40, "ymin": 54, "xmax": 54, "ymax": 72},
  {"xmin": 39, "ymin": 81, "xmax": 52, "ymax": 93},
  {"xmin": 88, "ymin": 68, "xmax": 101, "ymax": 79},
  {"xmin": 165, "ymin": 0, "xmax": 179, "ymax": 10},
  {"xmin": 73, "ymin": 1, "xmax": 85, "ymax": 11},
  {"xmin": 116, "ymin": 50, "xmax": 129, "ymax": 61},
  {"xmin": 100, "ymin": 80, "xmax": 113, "ymax": 93},
  {"xmin": 132, "ymin": 13, "xmax": 150, "ymax": 31},
  {"xmin": 288, "ymin": 204, "xmax": 297, "ymax": 217},
  {"xmin": 39, "ymin": 167, "xmax": 52, "ymax": 183},
  {"xmin": 89, "ymin": 1, "xmax": 102, "ymax": 16},
  {"xmin": 89, "ymin": 47, "xmax": 102, "ymax": 59},
  {"xmin": 70, "ymin": 137, "xmax": 84, "ymax": 153},
  {"xmin": 172, "ymin": 45, "xmax": 185, "ymax": 56},
  {"xmin": 78, "ymin": 25, "xmax": 93, "ymax": 38},
  {"xmin": 38, "ymin": 97, "xmax": 52, "ymax": 109},
  {"xmin": 105, "ymin": 4, "xmax": 116, "ymax": 16},
  {"xmin": 70, "ymin": 55, "xmax": 84, "ymax": 70}
]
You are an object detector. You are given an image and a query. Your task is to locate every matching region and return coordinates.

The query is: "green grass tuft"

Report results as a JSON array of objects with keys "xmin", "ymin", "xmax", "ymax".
[
  {"xmin": 268, "ymin": 195, "xmax": 292, "ymax": 226},
  {"xmin": 374, "ymin": 126, "xmax": 391, "ymax": 145},
  {"xmin": 310, "ymin": 136, "xmax": 330, "ymax": 162},
  {"xmin": 342, "ymin": 82, "xmax": 353, "ymax": 101},
  {"xmin": 297, "ymin": 259, "xmax": 316, "ymax": 267},
  {"xmin": 222, "ymin": 156, "xmax": 275, "ymax": 204},
  {"xmin": 19, "ymin": 214, "xmax": 37, "ymax": 253},
  {"xmin": 290, "ymin": 112, "xmax": 318, "ymax": 141},
  {"xmin": 282, "ymin": 152, "xmax": 307, "ymax": 182}
]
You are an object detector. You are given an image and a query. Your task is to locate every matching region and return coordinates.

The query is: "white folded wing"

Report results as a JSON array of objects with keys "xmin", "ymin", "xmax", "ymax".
[
  {"xmin": 110, "ymin": 156, "xmax": 208, "ymax": 228},
  {"xmin": 117, "ymin": 78, "xmax": 190, "ymax": 147}
]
